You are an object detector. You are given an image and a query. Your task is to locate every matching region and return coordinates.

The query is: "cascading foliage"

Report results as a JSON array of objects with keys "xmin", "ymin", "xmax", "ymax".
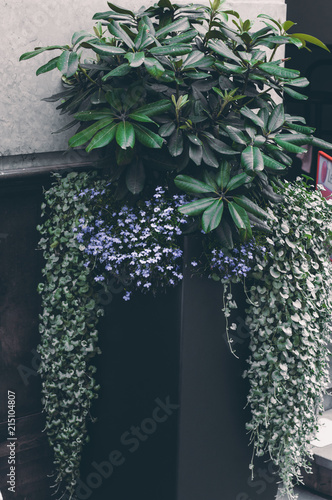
[
  {"xmin": 37, "ymin": 171, "xmax": 104, "ymax": 499},
  {"xmin": 21, "ymin": 0, "xmax": 332, "ymax": 498},
  {"xmin": 244, "ymin": 181, "xmax": 332, "ymax": 499}
]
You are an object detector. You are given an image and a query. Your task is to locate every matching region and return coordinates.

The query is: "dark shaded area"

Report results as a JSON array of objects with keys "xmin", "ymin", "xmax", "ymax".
[{"xmin": 80, "ymin": 287, "xmax": 181, "ymax": 500}]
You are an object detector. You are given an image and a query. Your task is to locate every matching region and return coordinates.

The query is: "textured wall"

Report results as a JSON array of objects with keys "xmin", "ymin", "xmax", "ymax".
[{"xmin": 2, "ymin": 0, "xmax": 286, "ymax": 157}]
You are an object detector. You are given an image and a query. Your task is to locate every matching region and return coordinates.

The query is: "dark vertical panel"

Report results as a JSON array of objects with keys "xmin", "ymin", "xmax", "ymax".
[
  {"xmin": 0, "ymin": 177, "xmax": 53, "ymax": 500},
  {"xmin": 176, "ymin": 236, "xmax": 278, "ymax": 500},
  {"xmin": 80, "ymin": 288, "xmax": 181, "ymax": 500}
]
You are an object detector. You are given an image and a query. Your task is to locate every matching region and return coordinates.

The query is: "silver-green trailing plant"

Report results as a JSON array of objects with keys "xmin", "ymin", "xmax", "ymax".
[
  {"xmin": 37, "ymin": 171, "xmax": 104, "ymax": 499},
  {"xmin": 244, "ymin": 180, "xmax": 332, "ymax": 498}
]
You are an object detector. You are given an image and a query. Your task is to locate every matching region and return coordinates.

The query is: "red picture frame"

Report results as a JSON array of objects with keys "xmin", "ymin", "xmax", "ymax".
[{"xmin": 316, "ymin": 150, "xmax": 332, "ymax": 199}]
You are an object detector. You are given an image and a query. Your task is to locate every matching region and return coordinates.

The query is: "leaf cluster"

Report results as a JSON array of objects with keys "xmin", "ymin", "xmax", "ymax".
[{"xmin": 20, "ymin": 0, "xmax": 332, "ymax": 244}]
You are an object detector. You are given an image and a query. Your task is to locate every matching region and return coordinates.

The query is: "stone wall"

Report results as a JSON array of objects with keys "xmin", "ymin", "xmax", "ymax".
[{"xmin": 2, "ymin": 0, "xmax": 286, "ymax": 160}]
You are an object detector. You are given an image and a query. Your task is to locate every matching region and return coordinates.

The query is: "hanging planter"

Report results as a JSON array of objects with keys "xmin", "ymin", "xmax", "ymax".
[{"xmin": 21, "ymin": 1, "xmax": 332, "ymax": 499}]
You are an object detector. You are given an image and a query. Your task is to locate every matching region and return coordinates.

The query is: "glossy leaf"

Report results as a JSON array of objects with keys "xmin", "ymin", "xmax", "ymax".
[
  {"xmin": 241, "ymin": 146, "xmax": 264, "ymax": 172},
  {"xmin": 226, "ymin": 172, "xmax": 250, "ymax": 192},
  {"xmin": 258, "ymin": 62, "xmax": 300, "ymax": 80},
  {"xmin": 86, "ymin": 122, "xmax": 118, "ymax": 152},
  {"xmin": 178, "ymin": 197, "xmax": 216, "ymax": 215},
  {"xmin": 36, "ymin": 56, "xmax": 60, "ymax": 75},
  {"xmin": 68, "ymin": 118, "xmax": 114, "ymax": 148},
  {"xmin": 168, "ymin": 129, "xmax": 184, "ymax": 157},
  {"xmin": 228, "ymin": 202, "xmax": 250, "ymax": 231},
  {"xmin": 262, "ymin": 154, "xmax": 287, "ymax": 171},
  {"xmin": 102, "ymin": 64, "xmax": 131, "ymax": 79},
  {"xmin": 289, "ymin": 33, "xmax": 330, "ymax": 52},
  {"xmin": 287, "ymin": 123, "xmax": 315, "ymax": 134},
  {"xmin": 202, "ymin": 199, "xmax": 224, "ymax": 232},
  {"xmin": 159, "ymin": 122, "xmax": 176, "ymax": 137},
  {"xmin": 216, "ymin": 219, "xmax": 233, "ymax": 249},
  {"xmin": 116, "ymin": 121, "xmax": 135, "ymax": 149},
  {"xmin": 226, "ymin": 126, "xmax": 248, "ymax": 145},
  {"xmin": 283, "ymin": 87, "xmax": 308, "ymax": 100},
  {"xmin": 216, "ymin": 161, "xmax": 231, "ymax": 189},
  {"xmin": 133, "ymin": 124, "xmax": 164, "ymax": 148},
  {"xmin": 232, "ymin": 195, "xmax": 269, "ymax": 219},
  {"xmin": 274, "ymin": 137, "xmax": 307, "ymax": 154},
  {"xmin": 182, "ymin": 50, "xmax": 207, "ymax": 69},
  {"xmin": 128, "ymin": 112, "xmax": 156, "ymax": 124},
  {"xmin": 189, "ymin": 143, "xmax": 203, "ymax": 166},
  {"xmin": 135, "ymin": 99, "xmax": 172, "ymax": 117},
  {"xmin": 57, "ymin": 51, "xmax": 79, "ymax": 77},
  {"xmin": 156, "ymin": 18, "xmax": 191, "ymax": 38},
  {"xmin": 126, "ymin": 161, "xmax": 145, "ymax": 194},
  {"xmin": 150, "ymin": 44, "xmax": 192, "ymax": 56},
  {"xmin": 86, "ymin": 42, "xmax": 126, "ymax": 55},
  {"xmin": 72, "ymin": 31, "xmax": 94, "ymax": 46},
  {"xmin": 208, "ymin": 40, "xmax": 241, "ymax": 63},
  {"xmin": 240, "ymin": 107, "xmax": 265, "ymax": 128},
  {"xmin": 108, "ymin": 21, "xmax": 135, "ymax": 48},
  {"xmin": 19, "ymin": 45, "xmax": 66, "ymax": 60},
  {"xmin": 268, "ymin": 104, "xmax": 284, "ymax": 133},
  {"xmin": 144, "ymin": 58, "xmax": 165, "ymax": 78},
  {"xmin": 310, "ymin": 137, "xmax": 332, "ymax": 150},
  {"xmin": 74, "ymin": 110, "xmax": 114, "ymax": 121},
  {"xmin": 201, "ymin": 142, "xmax": 219, "ymax": 168},
  {"xmin": 174, "ymin": 175, "xmax": 215, "ymax": 195},
  {"xmin": 125, "ymin": 52, "xmax": 145, "ymax": 67}
]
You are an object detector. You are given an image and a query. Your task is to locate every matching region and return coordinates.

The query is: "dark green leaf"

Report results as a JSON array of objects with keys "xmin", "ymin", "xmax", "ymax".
[
  {"xmin": 268, "ymin": 103, "xmax": 284, "ymax": 133},
  {"xmin": 107, "ymin": 2, "xmax": 135, "ymax": 16},
  {"xmin": 286, "ymin": 77, "xmax": 309, "ymax": 88},
  {"xmin": 150, "ymin": 44, "xmax": 192, "ymax": 56},
  {"xmin": 174, "ymin": 175, "xmax": 215, "ymax": 195},
  {"xmin": 287, "ymin": 123, "xmax": 315, "ymax": 134},
  {"xmin": 240, "ymin": 107, "xmax": 265, "ymax": 128},
  {"xmin": 116, "ymin": 121, "xmax": 135, "ymax": 149},
  {"xmin": 289, "ymin": 33, "xmax": 330, "ymax": 52},
  {"xmin": 232, "ymin": 195, "xmax": 269, "ymax": 219},
  {"xmin": 74, "ymin": 110, "xmax": 114, "ymax": 121},
  {"xmin": 202, "ymin": 200, "xmax": 224, "ymax": 232},
  {"xmin": 72, "ymin": 31, "xmax": 94, "ymax": 46},
  {"xmin": 102, "ymin": 64, "xmax": 131, "ymax": 80},
  {"xmin": 189, "ymin": 143, "xmax": 203, "ymax": 166},
  {"xmin": 19, "ymin": 45, "xmax": 66, "ymax": 60},
  {"xmin": 68, "ymin": 118, "xmax": 114, "ymax": 147},
  {"xmin": 128, "ymin": 112, "xmax": 156, "ymax": 124},
  {"xmin": 205, "ymin": 136, "xmax": 237, "ymax": 155},
  {"xmin": 247, "ymin": 213, "xmax": 271, "ymax": 233},
  {"xmin": 133, "ymin": 124, "xmax": 164, "ymax": 148},
  {"xmin": 226, "ymin": 172, "xmax": 250, "ymax": 191},
  {"xmin": 258, "ymin": 62, "xmax": 300, "ymax": 79},
  {"xmin": 135, "ymin": 99, "xmax": 172, "ymax": 116},
  {"xmin": 216, "ymin": 161, "xmax": 231, "ymax": 189},
  {"xmin": 228, "ymin": 202, "xmax": 250, "ymax": 231},
  {"xmin": 156, "ymin": 18, "xmax": 191, "ymax": 38},
  {"xmin": 275, "ymin": 133, "xmax": 309, "ymax": 145},
  {"xmin": 86, "ymin": 122, "xmax": 118, "ymax": 152},
  {"xmin": 208, "ymin": 40, "xmax": 241, "ymax": 63},
  {"xmin": 203, "ymin": 171, "xmax": 218, "ymax": 190},
  {"xmin": 262, "ymin": 154, "xmax": 287, "ymax": 171},
  {"xmin": 159, "ymin": 122, "xmax": 176, "ymax": 137},
  {"xmin": 144, "ymin": 57, "xmax": 165, "ymax": 78},
  {"xmin": 283, "ymin": 87, "xmax": 308, "ymax": 100},
  {"xmin": 86, "ymin": 42, "xmax": 126, "ymax": 55},
  {"xmin": 202, "ymin": 142, "xmax": 219, "ymax": 168},
  {"xmin": 216, "ymin": 219, "xmax": 233, "ymax": 249},
  {"xmin": 274, "ymin": 137, "xmax": 307, "ymax": 154},
  {"xmin": 168, "ymin": 129, "xmax": 183, "ymax": 157},
  {"xmin": 241, "ymin": 146, "xmax": 264, "ymax": 172},
  {"xmin": 57, "ymin": 51, "xmax": 79, "ymax": 77},
  {"xmin": 182, "ymin": 50, "xmax": 207, "ymax": 69},
  {"xmin": 178, "ymin": 198, "xmax": 216, "ymax": 215},
  {"xmin": 226, "ymin": 126, "xmax": 248, "ymax": 145},
  {"xmin": 126, "ymin": 161, "xmax": 145, "ymax": 194},
  {"xmin": 108, "ymin": 21, "xmax": 135, "ymax": 48},
  {"xmin": 310, "ymin": 137, "xmax": 332, "ymax": 150},
  {"xmin": 36, "ymin": 56, "xmax": 60, "ymax": 75},
  {"xmin": 125, "ymin": 52, "xmax": 145, "ymax": 67}
]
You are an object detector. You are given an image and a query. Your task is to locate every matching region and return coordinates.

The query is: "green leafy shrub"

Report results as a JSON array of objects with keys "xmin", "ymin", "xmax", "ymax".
[
  {"xmin": 37, "ymin": 171, "xmax": 104, "ymax": 499},
  {"xmin": 20, "ymin": 0, "xmax": 332, "ymax": 246}
]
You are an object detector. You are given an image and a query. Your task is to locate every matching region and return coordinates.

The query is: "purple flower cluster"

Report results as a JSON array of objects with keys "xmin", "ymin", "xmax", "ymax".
[
  {"xmin": 206, "ymin": 240, "xmax": 267, "ymax": 281},
  {"xmin": 76, "ymin": 185, "xmax": 190, "ymax": 299}
]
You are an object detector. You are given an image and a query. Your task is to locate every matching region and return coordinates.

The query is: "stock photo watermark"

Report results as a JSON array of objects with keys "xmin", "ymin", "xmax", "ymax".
[{"xmin": 61, "ymin": 396, "xmax": 179, "ymax": 500}]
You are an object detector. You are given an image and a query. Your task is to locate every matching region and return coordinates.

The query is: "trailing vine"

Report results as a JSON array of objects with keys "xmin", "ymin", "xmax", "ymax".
[
  {"xmin": 37, "ymin": 171, "xmax": 104, "ymax": 499},
  {"xmin": 244, "ymin": 180, "xmax": 332, "ymax": 498}
]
